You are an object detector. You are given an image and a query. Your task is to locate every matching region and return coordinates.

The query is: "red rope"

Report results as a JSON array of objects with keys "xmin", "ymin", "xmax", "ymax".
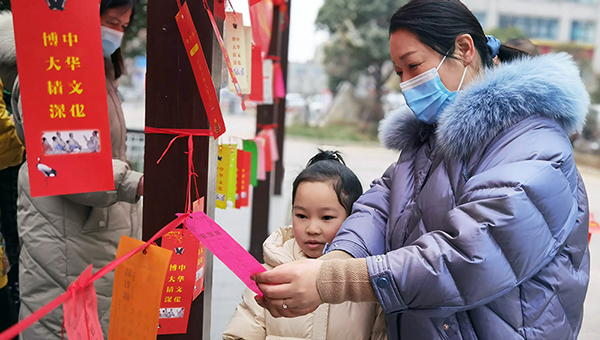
[{"xmin": 0, "ymin": 214, "xmax": 189, "ymax": 340}]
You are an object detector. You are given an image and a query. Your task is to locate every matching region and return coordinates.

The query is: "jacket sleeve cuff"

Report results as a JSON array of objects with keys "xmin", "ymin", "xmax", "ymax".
[
  {"xmin": 118, "ymin": 170, "xmax": 143, "ymax": 203},
  {"xmin": 367, "ymin": 254, "xmax": 407, "ymax": 314},
  {"xmin": 316, "ymin": 258, "xmax": 377, "ymax": 304},
  {"xmin": 324, "ymin": 239, "xmax": 371, "ymax": 259}
]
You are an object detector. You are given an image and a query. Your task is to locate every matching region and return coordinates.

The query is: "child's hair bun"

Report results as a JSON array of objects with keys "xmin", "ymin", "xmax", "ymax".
[{"xmin": 307, "ymin": 149, "xmax": 345, "ymax": 167}]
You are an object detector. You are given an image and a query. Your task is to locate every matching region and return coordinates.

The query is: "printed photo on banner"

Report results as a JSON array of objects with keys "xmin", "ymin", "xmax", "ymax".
[
  {"xmin": 42, "ymin": 130, "xmax": 101, "ymax": 155},
  {"xmin": 159, "ymin": 308, "xmax": 185, "ymax": 319}
]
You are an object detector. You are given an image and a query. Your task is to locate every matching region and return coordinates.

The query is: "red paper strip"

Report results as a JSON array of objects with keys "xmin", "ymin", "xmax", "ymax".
[
  {"xmin": 249, "ymin": 44, "xmax": 264, "ymax": 102},
  {"xmin": 11, "ymin": 0, "xmax": 114, "ymax": 197},
  {"xmin": 235, "ymin": 150, "xmax": 251, "ymax": 209},
  {"xmin": 204, "ymin": 1, "xmax": 246, "ymax": 111},
  {"xmin": 249, "ymin": 0, "xmax": 273, "ymax": 56},
  {"xmin": 63, "ymin": 265, "xmax": 103, "ymax": 340},
  {"xmin": 175, "ymin": 2, "xmax": 226, "ymax": 138},
  {"xmin": 157, "ymin": 231, "xmax": 199, "ymax": 335}
]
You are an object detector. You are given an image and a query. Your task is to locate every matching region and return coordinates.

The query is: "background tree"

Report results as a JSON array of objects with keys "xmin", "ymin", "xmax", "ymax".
[{"xmin": 316, "ymin": 0, "xmax": 408, "ymax": 122}]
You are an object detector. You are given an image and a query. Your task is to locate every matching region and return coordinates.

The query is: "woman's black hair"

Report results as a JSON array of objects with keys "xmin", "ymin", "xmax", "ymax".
[
  {"xmin": 389, "ymin": 0, "xmax": 529, "ymax": 68},
  {"xmin": 292, "ymin": 150, "xmax": 363, "ymax": 216},
  {"xmin": 100, "ymin": 0, "xmax": 137, "ymax": 79}
]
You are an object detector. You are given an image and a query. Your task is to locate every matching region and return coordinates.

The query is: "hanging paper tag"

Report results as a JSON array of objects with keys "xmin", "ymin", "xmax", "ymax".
[
  {"xmin": 175, "ymin": 3, "xmax": 226, "ymax": 138},
  {"xmin": 63, "ymin": 265, "xmax": 103, "ymax": 340},
  {"xmin": 249, "ymin": 0, "xmax": 273, "ymax": 57},
  {"xmin": 192, "ymin": 198, "xmax": 207, "ymax": 300},
  {"xmin": 183, "ymin": 212, "xmax": 266, "ymax": 295},
  {"xmin": 273, "ymin": 61, "xmax": 286, "ymax": 99},
  {"xmin": 205, "ymin": 5, "xmax": 246, "ymax": 111},
  {"xmin": 249, "ymin": 44, "xmax": 264, "ymax": 102},
  {"xmin": 108, "ymin": 236, "xmax": 172, "ymax": 340},
  {"xmin": 225, "ymin": 12, "xmax": 250, "ymax": 94},
  {"xmin": 235, "ymin": 150, "xmax": 250, "ymax": 208},
  {"xmin": 216, "ymin": 144, "xmax": 230, "ymax": 210},
  {"xmin": 214, "ymin": 0, "xmax": 225, "ymax": 20},
  {"xmin": 227, "ymin": 145, "xmax": 238, "ymax": 207},
  {"xmin": 255, "ymin": 138, "xmax": 266, "ymax": 181},
  {"xmin": 243, "ymin": 140, "xmax": 259, "ymax": 186},
  {"xmin": 157, "ymin": 231, "xmax": 200, "ymax": 335},
  {"xmin": 257, "ymin": 135, "xmax": 273, "ymax": 172},
  {"xmin": 244, "ymin": 27, "xmax": 253, "ymax": 95},
  {"xmin": 263, "ymin": 59, "xmax": 274, "ymax": 105}
]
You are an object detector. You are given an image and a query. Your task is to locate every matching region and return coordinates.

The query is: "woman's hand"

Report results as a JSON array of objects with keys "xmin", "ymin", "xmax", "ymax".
[{"xmin": 252, "ymin": 259, "xmax": 323, "ymax": 318}]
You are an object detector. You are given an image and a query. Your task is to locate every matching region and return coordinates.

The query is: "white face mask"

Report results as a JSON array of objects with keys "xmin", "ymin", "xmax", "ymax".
[{"xmin": 101, "ymin": 26, "xmax": 124, "ymax": 58}]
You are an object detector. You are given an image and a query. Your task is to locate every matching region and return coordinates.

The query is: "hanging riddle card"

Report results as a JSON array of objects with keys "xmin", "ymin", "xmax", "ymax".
[
  {"xmin": 157, "ymin": 231, "xmax": 200, "ymax": 335},
  {"xmin": 175, "ymin": 2, "xmax": 226, "ymax": 138},
  {"xmin": 236, "ymin": 150, "xmax": 251, "ymax": 209},
  {"xmin": 183, "ymin": 212, "xmax": 266, "ymax": 295},
  {"xmin": 262, "ymin": 58, "xmax": 274, "ymax": 105},
  {"xmin": 225, "ymin": 12, "xmax": 250, "ymax": 94},
  {"xmin": 63, "ymin": 265, "xmax": 103, "ymax": 340},
  {"xmin": 216, "ymin": 144, "xmax": 230, "ymax": 210},
  {"xmin": 108, "ymin": 236, "xmax": 172, "ymax": 340},
  {"xmin": 243, "ymin": 139, "xmax": 258, "ymax": 186},
  {"xmin": 11, "ymin": 1, "xmax": 114, "ymax": 197},
  {"xmin": 192, "ymin": 198, "xmax": 207, "ymax": 300},
  {"xmin": 227, "ymin": 145, "xmax": 238, "ymax": 207},
  {"xmin": 249, "ymin": 44, "xmax": 264, "ymax": 102},
  {"xmin": 244, "ymin": 27, "xmax": 253, "ymax": 95}
]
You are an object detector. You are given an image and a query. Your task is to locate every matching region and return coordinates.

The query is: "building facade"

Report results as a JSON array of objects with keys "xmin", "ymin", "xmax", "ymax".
[{"xmin": 461, "ymin": 0, "xmax": 600, "ymax": 72}]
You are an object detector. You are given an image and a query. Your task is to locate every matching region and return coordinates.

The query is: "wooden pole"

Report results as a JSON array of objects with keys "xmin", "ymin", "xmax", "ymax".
[
  {"xmin": 273, "ymin": 0, "xmax": 291, "ymax": 196},
  {"xmin": 144, "ymin": 0, "xmax": 221, "ymax": 339},
  {"xmin": 249, "ymin": 6, "xmax": 284, "ymax": 260}
]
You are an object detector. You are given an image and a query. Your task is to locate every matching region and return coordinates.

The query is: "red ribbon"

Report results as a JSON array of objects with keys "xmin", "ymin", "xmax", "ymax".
[
  {"xmin": 257, "ymin": 123, "xmax": 278, "ymax": 130},
  {"xmin": 0, "ymin": 214, "xmax": 189, "ymax": 340},
  {"xmin": 145, "ymin": 126, "xmax": 212, "ymax": 213}
]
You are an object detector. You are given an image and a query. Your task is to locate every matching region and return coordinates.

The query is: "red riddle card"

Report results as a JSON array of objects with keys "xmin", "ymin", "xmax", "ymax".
[{"xmin": 11, "ymin": 0, "xmax": 114, "ymax": 197}]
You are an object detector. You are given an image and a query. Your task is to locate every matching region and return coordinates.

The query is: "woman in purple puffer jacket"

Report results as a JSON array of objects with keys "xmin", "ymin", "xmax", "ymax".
[{"xmin": 252, "ymin": 1, "xmax": 590, "ymax": 339}]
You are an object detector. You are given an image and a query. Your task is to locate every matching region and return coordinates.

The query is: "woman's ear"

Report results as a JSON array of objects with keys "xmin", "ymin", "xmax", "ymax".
[{"xmin": 454, "ymin": 34, "xmax": 476, "ymax": 66}]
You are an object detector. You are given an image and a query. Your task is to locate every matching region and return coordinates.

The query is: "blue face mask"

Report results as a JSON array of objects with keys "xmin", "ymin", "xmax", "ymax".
[
  {"xmin": 101, "ymin": 26, "xmax": 124, "ymax": 58},
  {"xmin": 400, "ymin": 55, "xmax": 468, "ymax": 124}
]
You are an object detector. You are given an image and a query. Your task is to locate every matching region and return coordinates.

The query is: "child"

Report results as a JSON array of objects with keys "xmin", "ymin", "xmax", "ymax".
[{"xmin": 223, "ymin": 150, "xmax": 387, "ymax": 340}]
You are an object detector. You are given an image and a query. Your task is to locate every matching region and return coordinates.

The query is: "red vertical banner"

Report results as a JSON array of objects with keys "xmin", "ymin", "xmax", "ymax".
[
  {"xmin": 157, "ymin": 231, "xmax": 200, "ymax": 335},
  {"xmin": 175, "ymin": 2, "xmax": 226, "ymax": 138},
  {"xmin": 11, "ymin": 1, "xmax": 114, "ymax": 197},
  {"xmin": 192, "ymin": 198, "xmax": 206, "ymax": 301}
]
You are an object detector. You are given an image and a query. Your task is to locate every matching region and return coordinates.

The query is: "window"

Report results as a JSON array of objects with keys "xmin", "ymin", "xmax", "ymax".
[
  {"xmin": 499, "ymin": 15, "xmax": 559, "ymax": 40},
  {"xmin": 571, "ymin": 21, "xmax": 596, "ymax": 43},
  {"xmin": 473, "ymin": 12, "xmax": 487, "ymax": 27}
]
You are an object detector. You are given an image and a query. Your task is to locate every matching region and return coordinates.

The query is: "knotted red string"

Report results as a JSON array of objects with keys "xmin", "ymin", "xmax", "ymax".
[{"xmin": 145, "ymin": 126, "xmax": 212, "ymax": 213}]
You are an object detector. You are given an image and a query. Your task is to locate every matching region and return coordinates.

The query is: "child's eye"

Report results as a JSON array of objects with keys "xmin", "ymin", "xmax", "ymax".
[
  {"xmin": 295, "ymin": 214, "xmax": 307, "ymax": 219},
  {"xmin": 322, "ymin": 216, "xmax": 335, "ymax": 221}
]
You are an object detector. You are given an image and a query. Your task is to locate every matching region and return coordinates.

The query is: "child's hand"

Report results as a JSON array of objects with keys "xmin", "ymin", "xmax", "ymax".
[{"xmin": 252, "ymin": 259, "xmax": 323, "ymax": 318}]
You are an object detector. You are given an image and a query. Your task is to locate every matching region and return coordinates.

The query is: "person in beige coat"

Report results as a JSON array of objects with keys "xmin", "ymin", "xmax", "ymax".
[
  {"xmin": 223, "ymin": 151, "xmax": 387, "ymax": 340},
  {"xmin": 0, "ymin": 1, "xmax": 142, "ymax": 338}
]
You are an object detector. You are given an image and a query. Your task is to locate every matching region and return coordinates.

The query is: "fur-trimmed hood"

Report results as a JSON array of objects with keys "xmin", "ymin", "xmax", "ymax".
[
  {"xmin": 379, "ymin": 53, "xmax": 589, "ymax": 160},
  {"xmin": 0, "ymin": 11, "xmax": 15, "ymax": 66}
]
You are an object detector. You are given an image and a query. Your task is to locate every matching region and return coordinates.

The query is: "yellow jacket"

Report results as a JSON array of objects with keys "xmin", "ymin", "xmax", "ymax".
[
  {"xmin": 0, "ymin": 233, "xmax": 8, "ymax": 288},
  {"xmin": 0, "ymin": 78, "xmax": 24, "ymax": 171}
]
